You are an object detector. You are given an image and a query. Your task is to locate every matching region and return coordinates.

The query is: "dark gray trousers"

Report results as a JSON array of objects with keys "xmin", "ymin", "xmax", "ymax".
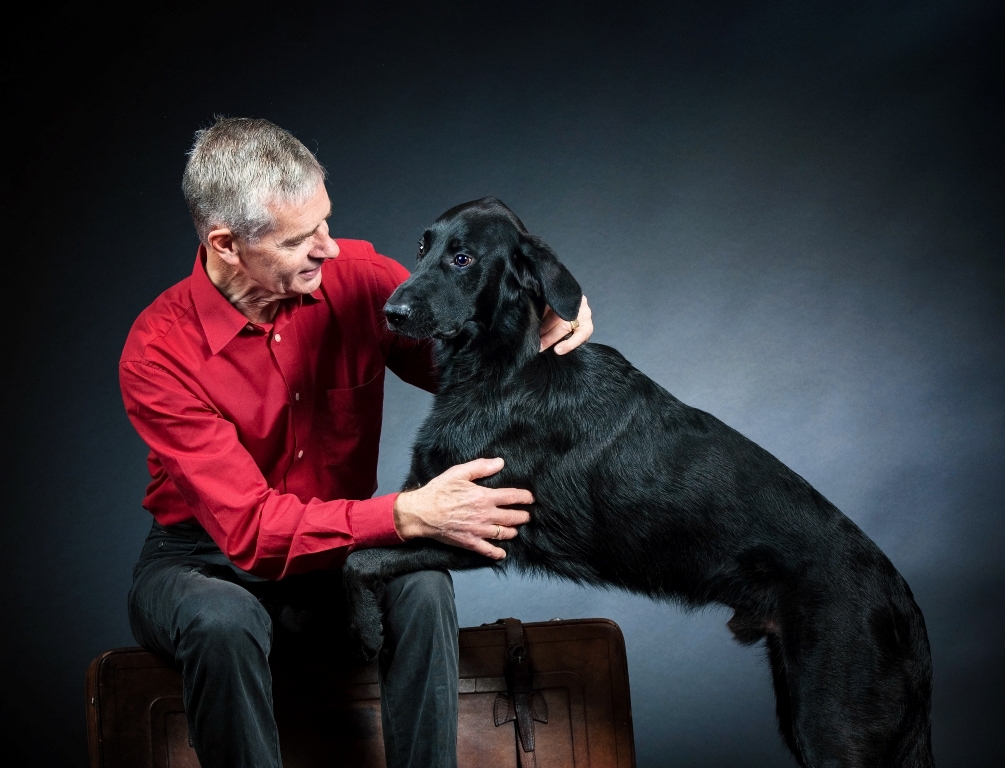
[{"xmin": 128, "ymin": 522, "xmax": 459, "ymax": 768}]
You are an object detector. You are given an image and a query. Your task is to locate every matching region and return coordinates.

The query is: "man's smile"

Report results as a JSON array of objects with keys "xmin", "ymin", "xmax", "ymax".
[{"xmin": 299, "ymin": 263, "xmax": 322, "ymax": 279}]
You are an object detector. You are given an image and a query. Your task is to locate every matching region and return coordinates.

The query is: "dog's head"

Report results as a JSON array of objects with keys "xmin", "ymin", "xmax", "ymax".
[{"xmin": 384, "ymin": 198, "xmax": 581, "ymax": 344}]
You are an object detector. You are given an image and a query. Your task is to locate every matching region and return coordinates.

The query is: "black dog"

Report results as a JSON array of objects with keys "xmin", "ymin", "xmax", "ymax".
[{"xmin": 344, "ymin": 198, "xmax": 934, "ymax": 767}]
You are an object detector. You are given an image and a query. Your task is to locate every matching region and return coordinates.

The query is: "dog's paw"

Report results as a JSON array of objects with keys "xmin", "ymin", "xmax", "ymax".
[
  {"xmin": 349, "ymin": 611, "xmax": 385, "ymax": 663},
  {"xmin": 351, "ymin": 619, "xmax": 385, "ymax": 659}
]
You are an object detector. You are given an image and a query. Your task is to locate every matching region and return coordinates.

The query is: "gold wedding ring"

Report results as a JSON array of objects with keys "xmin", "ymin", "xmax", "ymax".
[
  {"xmin": 494, "ymin": 525, "xmax": 502, "ymax": 539},
  {"xmin": 570, "ymin": 319, "xmax": 580, "ymax": 332}
]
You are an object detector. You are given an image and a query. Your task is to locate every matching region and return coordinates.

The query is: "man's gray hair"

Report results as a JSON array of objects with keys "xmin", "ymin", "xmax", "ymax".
[{"xmin": 182, "ymin": 117, "xmax": 326, "ymax": 244}]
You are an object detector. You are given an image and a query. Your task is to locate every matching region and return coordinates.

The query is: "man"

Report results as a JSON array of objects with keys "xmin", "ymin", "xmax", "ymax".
[{"xmin": 120, "ymin": 117, "xmax": 593, "ymax": 768}]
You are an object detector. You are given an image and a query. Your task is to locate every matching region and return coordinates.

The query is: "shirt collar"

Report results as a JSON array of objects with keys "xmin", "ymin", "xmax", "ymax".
[
  {"xmin": 191, "ymin": 245, "xmax": 323, "ymax": 355},
  {"xmin": 191, "ymin": 245, "xmax": 256, "ymax": 355}
]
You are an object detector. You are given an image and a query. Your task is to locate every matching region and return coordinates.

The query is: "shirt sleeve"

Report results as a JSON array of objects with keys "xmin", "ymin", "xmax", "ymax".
[
  {"xmin": 370, "ymin": 253, "xmax": 439, "ymax": 393},
  {"xmin": 120, "ymin": 359, "xmax": 403, "ymax": 580}
]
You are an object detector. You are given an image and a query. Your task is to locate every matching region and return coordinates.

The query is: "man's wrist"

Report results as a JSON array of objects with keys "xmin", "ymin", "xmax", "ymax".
[{"xmin": 392, "ymin": 491, "xmax": 417, "ymax": 540}]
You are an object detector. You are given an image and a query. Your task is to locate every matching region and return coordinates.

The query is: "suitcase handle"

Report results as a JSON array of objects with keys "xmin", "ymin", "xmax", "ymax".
[{"xmin": 492, "ymin": 618, "xmax": 549, "ymax": 768}]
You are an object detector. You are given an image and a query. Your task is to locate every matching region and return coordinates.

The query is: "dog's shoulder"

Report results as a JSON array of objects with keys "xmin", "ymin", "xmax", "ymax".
[
  {"xmin": 547, "ymin": 342, "xmax": 663, "ymax": 395},
  {"xmin": 573, "ymin": 342, "xmax": 635, "ymax": 370},
  {"xmin": 510, "ymin": 342, "xmax": 684, "ymax": 429}
]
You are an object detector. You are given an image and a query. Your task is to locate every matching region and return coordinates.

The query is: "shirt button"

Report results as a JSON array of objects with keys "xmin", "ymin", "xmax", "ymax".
[
  {"xmin": 274, "ymin": 334, "xmax": 282, "ymax": 342},
  {"xmin": 295, "ymin": 392, "xmax": 300, "ymax": 401},
  {"xmin": 297, "ymin": 450, "xmax": 304, "ymax": 459},
  {"xmin": 245, "ymin": 324, "xmax": 254, "ymax": 331}
]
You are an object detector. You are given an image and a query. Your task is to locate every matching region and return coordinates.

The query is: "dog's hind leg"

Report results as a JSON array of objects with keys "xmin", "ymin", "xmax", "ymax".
[
  {"xmin": 765, "ymin": 634, "xmax": 806, "ymax": 767},
  {"xmin": 774, "ymin": 594, "xmax": 927, "ymax": 768},
  {"xmin": 728, "ymin": 611, "xmax": 806, "ymax": 765}
]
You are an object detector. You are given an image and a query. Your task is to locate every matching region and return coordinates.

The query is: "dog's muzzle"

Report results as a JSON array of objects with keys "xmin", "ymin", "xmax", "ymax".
[{"xmin": 384, "ymin": 302, "xmax": 412, "ymax": 329}]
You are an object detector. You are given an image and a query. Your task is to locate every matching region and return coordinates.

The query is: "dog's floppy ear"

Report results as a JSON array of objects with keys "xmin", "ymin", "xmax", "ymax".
[{"xmin": 518, "ymin": 234, "xmax": 582, "ymax": 321}]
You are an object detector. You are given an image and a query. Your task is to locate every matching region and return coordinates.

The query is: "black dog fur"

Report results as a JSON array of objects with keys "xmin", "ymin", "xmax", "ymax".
[{"xmin": 343, "ymin": 197, "xmax": 934, "ymax": 767}]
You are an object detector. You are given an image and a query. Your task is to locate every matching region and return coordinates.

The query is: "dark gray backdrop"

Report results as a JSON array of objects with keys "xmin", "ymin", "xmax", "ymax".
[{"xmin": 3, "ymin": 1, "xmax": 1002, "ymax": 765}]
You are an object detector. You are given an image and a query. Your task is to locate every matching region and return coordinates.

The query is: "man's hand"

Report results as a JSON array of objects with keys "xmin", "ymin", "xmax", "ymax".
[
  {"xmin": 393, "ymin": 458, "xmax": 533, "ymax": 560},
  {"xmin": 539, "ymin": 295, "xmax": 593, "ymax": 355}
]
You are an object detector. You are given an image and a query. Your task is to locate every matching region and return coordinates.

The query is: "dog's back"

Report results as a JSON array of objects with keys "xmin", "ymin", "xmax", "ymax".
[{"xmin": 432, "ymin": 341, "xmax": 863, "ymax": 595}]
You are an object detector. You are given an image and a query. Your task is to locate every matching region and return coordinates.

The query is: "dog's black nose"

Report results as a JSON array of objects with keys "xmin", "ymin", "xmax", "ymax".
[{"xmin": 384, "ymin": 303, "xmax": 412, "ymax": 327}]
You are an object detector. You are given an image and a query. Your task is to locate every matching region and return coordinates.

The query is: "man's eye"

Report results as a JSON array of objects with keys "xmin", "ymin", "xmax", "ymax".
[{"xmin": 453, "ymin": 254, "xmax": 472, "ymax": 267}]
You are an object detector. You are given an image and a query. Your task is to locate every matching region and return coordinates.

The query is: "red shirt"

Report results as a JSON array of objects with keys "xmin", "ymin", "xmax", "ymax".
[{"xmin": 120, "ymin": 240, "xmax": 436, "ymax": 579}]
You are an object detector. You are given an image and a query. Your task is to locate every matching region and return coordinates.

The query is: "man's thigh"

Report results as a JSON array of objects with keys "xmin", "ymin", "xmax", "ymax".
[
  {"xmin": 128, "ymin": 523, "xmax": 456, "ymax": 661},
  {"xmin": 127, "ymin": 523, "xmax": 347, "ymax": 655},
  {"xmin": 381, "ymin": 569, "xmax": 456, "ymax": 629},
  {"xmin": 379, "ymin": 569, "xmax": 457, "ymax": 664},
  {"xmin": 128, "ymin": 554, "xmax": 274, "ymax": 658}
]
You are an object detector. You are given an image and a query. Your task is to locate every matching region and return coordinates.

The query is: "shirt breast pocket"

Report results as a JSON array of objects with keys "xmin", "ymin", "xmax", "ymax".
[{"xmin": 318, "ymin": 372, "xmax": 385, "ymax": 497}]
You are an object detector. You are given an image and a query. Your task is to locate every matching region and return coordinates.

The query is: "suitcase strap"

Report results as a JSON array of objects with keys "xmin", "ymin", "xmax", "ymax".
[{"xmin": 493, "ymin": 618, "xmax": 549, "ymax": 768}]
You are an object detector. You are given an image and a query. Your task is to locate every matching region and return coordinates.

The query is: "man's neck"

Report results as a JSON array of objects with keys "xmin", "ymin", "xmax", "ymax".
[{"xmin": 205, "ymin": 251, "xmax": 281, "ymax": 324}]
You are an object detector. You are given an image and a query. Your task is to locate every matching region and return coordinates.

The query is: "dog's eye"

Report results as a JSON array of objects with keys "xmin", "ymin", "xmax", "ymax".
[{"xmin": 453, "ymin": 253, "xmax": 472, "ymax": 267}]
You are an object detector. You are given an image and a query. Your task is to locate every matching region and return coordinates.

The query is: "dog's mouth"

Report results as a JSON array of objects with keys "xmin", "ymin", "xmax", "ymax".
[
  {"xmin": 396, "ymin": 323, "xmax": 472, "ymax": 342},
  {"xmin": 385, "ymin": 317, "xmax": 456, "ymax": 341}
]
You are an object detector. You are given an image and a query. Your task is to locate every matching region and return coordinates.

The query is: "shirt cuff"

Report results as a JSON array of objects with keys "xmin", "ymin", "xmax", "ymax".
[{"xmin": 348, "ymin": 493, "xmax": 404, "ymax": 549}]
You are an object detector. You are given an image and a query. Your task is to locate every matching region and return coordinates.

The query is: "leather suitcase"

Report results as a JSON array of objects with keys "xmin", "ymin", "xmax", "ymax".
[{"xmin": 86, "ymin": 617, "xmax": 635, "ymax": 767}]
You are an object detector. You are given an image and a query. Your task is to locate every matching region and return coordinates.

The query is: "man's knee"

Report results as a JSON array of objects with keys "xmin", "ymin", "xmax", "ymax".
[
  {"xmin": 384, "ymin": 569, "xmax": 455, "ymax": 614},
  {"xmin": 179, "ymin": 581, "xmax": 273, "ymax": 659},
  {"xmin": 381, "ymin": 569, "xmax": 457, "ymax": 655}
]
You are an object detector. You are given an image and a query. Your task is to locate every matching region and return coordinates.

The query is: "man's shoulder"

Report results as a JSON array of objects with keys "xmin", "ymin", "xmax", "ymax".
[
  {"xmin": 332, "ymin": 238, "xmax": 378, "ymax": 261},
  {"xmin": 120, "ymin": 275, "xmax": 198, "ymax": 364},
  {"xmin": 325, "ymin": 239, "xmax": 410, "ymax": 289}
]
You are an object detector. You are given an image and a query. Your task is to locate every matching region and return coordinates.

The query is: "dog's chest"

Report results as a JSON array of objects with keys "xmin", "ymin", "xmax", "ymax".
[{"xmin": 415, "ymin": 387, "xmax": 536, "ymax": 471}]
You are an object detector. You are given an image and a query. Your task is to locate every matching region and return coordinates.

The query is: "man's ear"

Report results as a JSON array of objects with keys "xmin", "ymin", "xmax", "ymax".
[
  {"xmin": 206, "ymin": 227, "xmax": 241, "ymax": 267},
  {"xmin": 517, "ymin": 234, "xmax": 582, "ymax": 320}
]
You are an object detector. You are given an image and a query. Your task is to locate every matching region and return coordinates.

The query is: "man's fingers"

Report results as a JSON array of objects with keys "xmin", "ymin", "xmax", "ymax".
[
  {"xmin": 539, "ymin": 305, "xmax": 561, "ymax": 332},
  {"xmin": 554, "ymin": 296, "xmax": 593, "ymax": 355},
  {"xmin": 423, "ymin": 460, "xmax": 532, "ymax": 556},
  {"xmin": 554, "ymin": 326, "xmax": 588, "ymax": 355},
  {"xmin": 491, "ymin": 508, "xmax": 531, "ymax": 526},
  {"xmin": 538, "ymin": 319, "xmax": 570, "ymax": 352},
  {"xmin": 467, "ymin": 537, "xmax": 507, "ymax": 560},
  {"xmin": 443, "ymin": 456, "xmax": 505, "ymax": 482},
  {"xmin": 486, "ymin": 507, "xmax": 531, "ymax": 526},
  {"xmin": 488, "ymin": 487, "xmax": 535, "ymax": 507},
  {"xmin": 484, "ymin": 524, "xmax": 520, "ymax": 540},
  {"xmin": 438, "ymin": 461, "xmax": 534, "ymax": 505}
]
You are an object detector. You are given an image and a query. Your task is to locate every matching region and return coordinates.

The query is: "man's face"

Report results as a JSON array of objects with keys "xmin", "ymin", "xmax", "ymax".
[{"xmin": 235, "ymin": 183, "xmax": 339, "ymax": 297}]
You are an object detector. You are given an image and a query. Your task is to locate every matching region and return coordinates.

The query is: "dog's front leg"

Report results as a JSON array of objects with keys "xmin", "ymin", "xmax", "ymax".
[{"xmin": 343, "ymin": 543, "xmax": 493, "ymax": 660}]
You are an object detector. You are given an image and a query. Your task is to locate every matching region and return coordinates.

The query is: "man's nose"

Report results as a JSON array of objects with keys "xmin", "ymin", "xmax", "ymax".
[{"xmin": 313, "ymin": 233, "xmax": 340, "ymax": 260}]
